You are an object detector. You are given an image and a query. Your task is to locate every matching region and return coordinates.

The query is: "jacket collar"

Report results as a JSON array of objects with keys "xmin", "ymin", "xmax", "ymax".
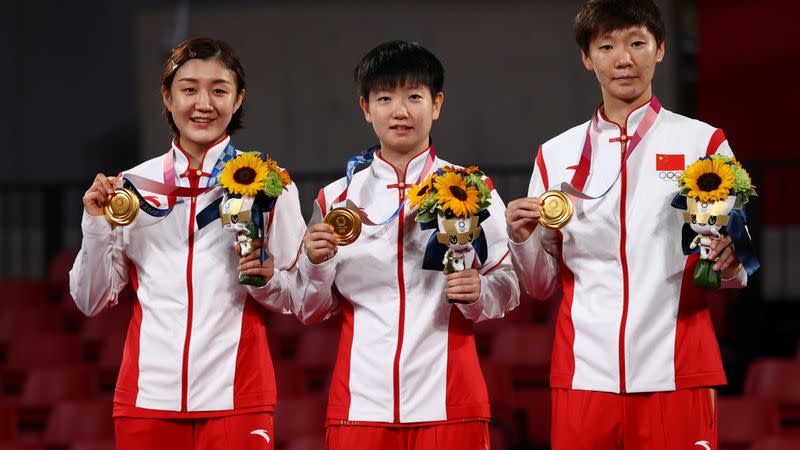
[
  {"xmin": 595, "ymin": 96, "xmax": 658, "ymax": 135},
  {"xmin": 170, "ymin": 135, "xmax": 231, "ymax": 185},
  {"xmin": 371, "ymin": 145, "xmax": 434, "ymax": 186}
]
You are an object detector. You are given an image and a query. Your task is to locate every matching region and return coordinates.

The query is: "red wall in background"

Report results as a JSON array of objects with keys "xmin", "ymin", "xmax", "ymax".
[
  {"xmin": 697, "ymin": 0, "xmax": 799, "ymax": 161},
  {"xmin": 698, "ymin": 1, "xmax": 800, "ymax": 226}
]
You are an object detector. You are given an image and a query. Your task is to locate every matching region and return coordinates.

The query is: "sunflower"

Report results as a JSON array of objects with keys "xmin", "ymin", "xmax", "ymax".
[
  {"xmin": 407, "ymin": 178, "xmax": 433, "ymax": 208},
  {"xmin": 219, "ymin": 153, "xmax": 269, "ymax": 196},
  {"xmin": 682, "ymin": 157, "xmax": 735, "ymax": 202},
  {"xmin": 434, "ymin": 172, "xmax": 480, "ymax": 217}
]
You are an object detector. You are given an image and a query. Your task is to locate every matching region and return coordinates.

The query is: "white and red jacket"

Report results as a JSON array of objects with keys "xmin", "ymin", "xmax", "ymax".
[
  {"xmin": 509, "ymin": 98, "xmax": 747, "ymax": 394},
  {"xmin": 290, "ymin": 147, "xmax": 519, "ymax": 424},
  {"xmin": 69, "ymin": 137, "xmax": 306, "ymax": 417}
]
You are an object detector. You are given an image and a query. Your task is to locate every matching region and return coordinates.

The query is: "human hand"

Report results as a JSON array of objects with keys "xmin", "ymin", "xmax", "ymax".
[
  {"xmin": 708, "ymin": 235, "xmax": 741, "ymax": 278},
  {"xmin": 444, "ymin": 269, "xmax": 481, "ymax": 304},
  {"xmin": 304, "ymin": 223, "xmax": 338, "ymax": 264},
  {"xmin": 83, "ymin": 173, "xmax": 122, "ymax": 216},
  {"xmin": 505, "ymin": 197, "xmax": 543, "ymax": 243},
  {"xmin": 238, "ymin": 236, "xmax": 274, "ymax": 281}
]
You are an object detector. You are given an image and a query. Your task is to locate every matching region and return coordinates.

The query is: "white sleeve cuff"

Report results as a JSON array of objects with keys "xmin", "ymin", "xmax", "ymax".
[
  {"xmin": 81, "ymin": 211, "xmax": 114, "ymax": 237},
  {"xmin": 299, "ymin": 251, "xmax": 337, "ymax": 280},
  {"xmin": 455, "ymin": 276, "xmax": 487, "ymax": 319},
  {"xmin": 721, "ymin": 264, "xmax": 748, "ymax": 288}
]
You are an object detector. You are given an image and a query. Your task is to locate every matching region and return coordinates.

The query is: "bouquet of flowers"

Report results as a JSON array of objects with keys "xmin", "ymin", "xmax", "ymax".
[
  {"xmin": 218, "ymin": 152, "xmax": 292, "ymax": 286},
  {"xmin": 408, "ymin": 165, "xmax": 492, "ymax": 303},
  {"xmin": 676, "ymin": 154, "xmax": 756, "ymax": 288},
  {"xmin": 407, "ymin": 165, "xmax": 491, "ymax": 223}
]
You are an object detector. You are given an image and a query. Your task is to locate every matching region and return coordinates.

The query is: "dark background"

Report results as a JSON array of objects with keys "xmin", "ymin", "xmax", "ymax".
[{"xmin": 0, "ymin": 1, "xmax": 798, "ymax": 449}]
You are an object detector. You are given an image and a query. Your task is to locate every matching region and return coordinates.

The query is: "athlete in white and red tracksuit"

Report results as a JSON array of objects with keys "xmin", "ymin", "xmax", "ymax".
[
  {"xmin": 505, "ymin": 2, "xmax": 754, "ymax": 449},
  {"xmin": 70, "ymin": 38, "xmax": 305, "ymax": 450},
  {"xmin": 294, "ymin": 41, "xmax": 520, "ymax": 450},
  {"xmin": 295, "ymin": 147, "xmax": 519, "ymax": 448}
]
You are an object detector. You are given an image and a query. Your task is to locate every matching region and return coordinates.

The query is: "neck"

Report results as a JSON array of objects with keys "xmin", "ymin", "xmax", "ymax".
[
  {"xmin": 379, "ymin": 141, "xmax": 430, "ymax": 178},
  {"xmin": 601, "ymin": 87, "xmax": 653, "ymax": 126},
  {"xmin": 177, "ymin": 135, "xmax": 224, "ymax": 169}
]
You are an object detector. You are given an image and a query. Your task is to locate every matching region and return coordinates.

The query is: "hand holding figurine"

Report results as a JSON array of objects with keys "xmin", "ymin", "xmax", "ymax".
[
  {"xmin": 444, "ymin": 269, "xmax": 481, "ymax": 304},
  {"xmin": 238, "ymin": 236, "xmax": 274, "ymax": 282}
]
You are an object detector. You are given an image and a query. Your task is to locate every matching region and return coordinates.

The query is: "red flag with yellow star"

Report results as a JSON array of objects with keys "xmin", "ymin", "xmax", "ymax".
[{"xmin": 656, "ymin": 154, "xmax": 685, "ymax": 171}]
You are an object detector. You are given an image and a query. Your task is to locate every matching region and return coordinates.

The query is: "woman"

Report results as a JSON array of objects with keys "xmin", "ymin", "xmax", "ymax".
[{"xmin": 70, "ymin": 37, "xmax": 304, "ymax": 450}]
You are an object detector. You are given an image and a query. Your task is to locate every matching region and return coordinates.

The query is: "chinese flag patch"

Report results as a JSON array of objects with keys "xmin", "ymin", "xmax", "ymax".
[{"xmin": 656, "ymin": 154, "xmax": 685, "ymax": 171}]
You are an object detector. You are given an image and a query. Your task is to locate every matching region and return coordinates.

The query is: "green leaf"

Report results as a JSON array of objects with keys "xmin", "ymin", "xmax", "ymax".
[
  {"xmin": 416, "ymin": 209, "xmax": 437, "ymax": 223},
  {"xmin": 465, "ymin": 173, "xmax": 482, "ymax": 186},
  {"xmin": 734, "ymin": 194, "xmax": 744, "ymax": 210}
]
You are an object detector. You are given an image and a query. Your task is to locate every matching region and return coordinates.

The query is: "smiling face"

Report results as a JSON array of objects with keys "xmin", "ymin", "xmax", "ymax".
[
  {"xmin": 359, "ymin": 83, "xmax": 443, "ymax": 160},
  {"xmin": 581, "ymin": 25, "xmax": 664, "ymax": 108},
  {"xmin": 162, "ymin": 58, "xmax": 245, "ymax": 158}
]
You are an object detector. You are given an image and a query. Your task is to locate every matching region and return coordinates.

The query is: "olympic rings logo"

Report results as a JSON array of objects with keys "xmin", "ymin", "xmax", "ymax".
[{"xmin": 658, "ymin": 171, "xmax": 682, "ymax": 180}]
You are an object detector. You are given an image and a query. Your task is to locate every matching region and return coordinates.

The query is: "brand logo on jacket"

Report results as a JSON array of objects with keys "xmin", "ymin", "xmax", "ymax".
[
  {"xmin": 656, "ymin": 154, "xmax": 684, "ymax": 181},
  {"xmin": 694, "ymin": 440, "xmax": 712, "ymax": 450},
  {"xmin": 250, "ymin": 429, "xmax": 271, "ymax": 444}
]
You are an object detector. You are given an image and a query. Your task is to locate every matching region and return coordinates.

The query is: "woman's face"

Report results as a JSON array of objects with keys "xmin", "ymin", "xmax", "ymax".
[{"xmin": 162, "ymin": 58, "xmax": 244, "ymax": 154}]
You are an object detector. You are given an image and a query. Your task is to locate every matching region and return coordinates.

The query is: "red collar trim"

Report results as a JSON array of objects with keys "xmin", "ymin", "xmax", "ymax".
[
  {"xmin": 374, "ymin": 145, "xmax": 433, "ymax": 181},
  {"xmin": 597, "ymin": 96, "xmax": 654, "ymax": 130},
  {"xmin": 171, "ymin": 134, "xmax": 229, "ymax": 168}
]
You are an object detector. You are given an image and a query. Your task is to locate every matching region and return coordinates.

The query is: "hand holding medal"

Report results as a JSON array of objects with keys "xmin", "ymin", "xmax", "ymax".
[
  {"xmin": 323, "ymin": 207, "xmax": 362, "ymax": 246},
  {"xmin": 83, "ymin": 174, "xmax": 129, "ymax": 224},
  {"xmin": 538, "ymin": 190, "xmax": 573, "ymax": 230},
  {"xmin": 506, "ymin": 190, "xmax": 573, "ymax": 243},
  {"xmin": 104, "ymin": 188, "xmax": 140, "ymax": 227}
]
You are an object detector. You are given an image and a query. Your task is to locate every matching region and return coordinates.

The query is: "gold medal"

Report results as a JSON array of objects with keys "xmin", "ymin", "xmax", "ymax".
[
  {"xmin": 323, "ymin": 207, "xmax": 362, "ymax": 245},
  {"xmin": 539, "ymin": 190, "xmax": 573, "ymax": 230},
  {"xmin": 104, "ymin": 188, "xmax": 140, "ymax": 227}
]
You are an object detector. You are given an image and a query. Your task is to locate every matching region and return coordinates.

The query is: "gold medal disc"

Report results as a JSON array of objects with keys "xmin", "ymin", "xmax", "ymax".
[
  {"xmin": 323, "ymin": 207, "xmax": 362, "ymax": 245},
  {"xmin": 104, "ymin": 188, "xmax": 140, "ymax": 227},
  {"xmin": 539, "ymin": 190, "xmax": 573, "ymax": 230}
]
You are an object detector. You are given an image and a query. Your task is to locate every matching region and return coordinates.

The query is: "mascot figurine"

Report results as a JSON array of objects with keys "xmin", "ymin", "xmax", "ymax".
[
  {"xmin": 218, "ymin": 152, "xmax": 292, "ymax": 287},
  {"xmin": 674, "ymin": 155, "xmax": 757, "ymax": 288}
]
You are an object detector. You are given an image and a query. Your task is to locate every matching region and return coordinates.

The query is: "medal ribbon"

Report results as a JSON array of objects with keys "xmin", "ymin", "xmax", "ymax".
[
  {"xmin": 332, "ymin": 144, "xmax": 437, "ymax": 226},
  {"xmin": 560, "ymin": 97, "xmax": 662, "ymax": 200},
  {"xmin": 122, "ymin": 142, "xmax": 237, "ymax": 218}
]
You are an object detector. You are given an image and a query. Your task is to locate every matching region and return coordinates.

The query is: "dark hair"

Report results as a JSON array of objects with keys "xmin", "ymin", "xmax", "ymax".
[
  {"xmin": 354, "ymin": 40, "xmax": 444, "ymax": 100},
  {"xmin": 161, "ymin": 37, "xmax": 247, "ymax": 136},
  {"xmin": 574, "ymin": 0, "xmax": 665, "ymax": 54}
]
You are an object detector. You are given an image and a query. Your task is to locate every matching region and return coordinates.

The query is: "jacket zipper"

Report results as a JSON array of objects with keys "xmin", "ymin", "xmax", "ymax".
[
  {"xmin": 180, "ymin": 171, "xmax": 200, "ymax": 411},
  {"xmin": 617, "ymin": 129, "xmax": 630, "ymax": 394},
  {"xmin": 392, "ymin": 179, "xmax": 407, "ymax": 423}
]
